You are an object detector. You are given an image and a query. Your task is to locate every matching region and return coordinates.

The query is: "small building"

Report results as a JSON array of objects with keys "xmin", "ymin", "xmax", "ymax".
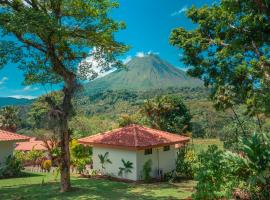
[
  {"xmin": 0, "ymin": 129, "xmax": 30, "ymax": 165},
  {"xmin": 15, "ymin": 137, "xmax": 48, "ymax": 152},
  {"xmin": 78, "ymin": 124, "xmax": 190, "ymax": 181}
]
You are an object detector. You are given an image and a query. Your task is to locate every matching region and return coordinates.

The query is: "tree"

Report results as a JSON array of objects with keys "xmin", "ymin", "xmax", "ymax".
[
  {"xmin": 170, "ymin": 0, "xmax": 270, "ymax": 119},
  {"xmin": 141, "ymin": 95, "xmax": 192, "ymax": 134},
  {"xmin": 0, "ymin": 106, "xmax": 20, "ymax": 131},
  {"xmin": 0, "ymin": 0, "xmax": 127, "ymax": 192},
  {"xmin": 27, "ymin": 92, "xmax": 63, "ymax": 129}
]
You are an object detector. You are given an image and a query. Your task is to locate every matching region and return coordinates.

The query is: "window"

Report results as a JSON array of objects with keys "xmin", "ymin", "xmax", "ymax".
[
  {"xmin": 163, "ymin": 145, "xmax": 170, "ymax": 151},
  {"xmin": 144, "ymin": 148, "xmax": 152, "ymax": 155}
]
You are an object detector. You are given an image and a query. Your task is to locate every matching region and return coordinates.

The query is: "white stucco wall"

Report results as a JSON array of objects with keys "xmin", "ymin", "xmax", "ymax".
[
  {"xmin": 93, "ymin": 146, "xmax": 138, "ymax": 181},
  {"xmin": 136, "ymin": 145, "xmax": 177, "ymax": 180},
  {"xmin": 0, "ymin": 141, "xmax": 15, "ymax": 165},
  {"xmin": 93, "ymin": 145, "xmax": 177, "ymax": 181}
]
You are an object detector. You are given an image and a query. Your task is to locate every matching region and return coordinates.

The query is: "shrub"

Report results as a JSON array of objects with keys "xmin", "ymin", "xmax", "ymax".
[
  {"xmin": 142, "ymin": 159, "xmax": 152, "ymax": 182},
  {"xmin": 164, "ymin": 170, "xmax": 174, "ymax": 182},
  {"xmin": 193, "ymin": 145, "xmax": 235, "ymax": 200},
  {"xmin": 70, "ymin": 139, "xmax": 92, "ymax": 174},
  {"xmin": 0, "ymin": 156, "xmax": 23, "ymax": 178},
  {"xmin": 42, "ymin": 160, "xmax": 52, "ymax": 172},
  {"xmin": 239, "ymin": 132, "xmax": 270, "ymax": 199},
  {"xmin": 176, "ymin": 147, "xmax": 197, "ymax": 179}
]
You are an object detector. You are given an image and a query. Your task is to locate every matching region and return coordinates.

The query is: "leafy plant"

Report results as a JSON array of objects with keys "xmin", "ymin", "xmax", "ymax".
[
  {"xmin": 42, "ymin": 160, "xmax": 52, "ymax": 172},
  {"xmin": 0, "ymin": 106, "xmax": 20, "ymax": 132},
  {"xmin": 239, "ymin": 132, "xmax": 270, "ymax": 199},
  {"xmin": 142, "ymin": 95, "xmax": 192, "ymax": 134},
  {"xmin": 70, "ymin": 140, "xmax": 92, "ymax": 174},
  {"xmin": 118, "ymin": 159, "xmax": 133, "ymax": 177},
  {"xmin": 176, "ymin": 147, "xmax": 197, "ymax": 179},
  {"xmin": 193, "ymin": 145, "xmax": 234, "ymax": 200},
  {"xmin": 142, "ymin": 159, "xmax": 152, "ymax": 182},
  {"xmin": 0, "ymin": 156, "xmax": 23, "ymax": 178},
  {"xmin": 98, "ymin": 152, "xmax": 112, "ymax": 170}
]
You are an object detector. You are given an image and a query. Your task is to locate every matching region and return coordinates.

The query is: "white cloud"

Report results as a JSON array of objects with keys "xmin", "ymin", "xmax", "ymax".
[
  {"xmin": 0, "ymin": 77, "xmax": 8, "ymax": 85},
  {"xmin": 8, "ymin": 95, "xmax": 36, "ymax": 100},
  {"xmin": 171, "ymin": 6, "xmax": 188, "ymax": 16},
  {"xmin": 136, "ymin": 51, "xmax": 159, "ymax": 58},
  {"xmin": 136, "ymin": 52, "xmax": 145, "ymax": 58},
  {"xmin": 78, "ymin": 47, "xmax": 119, "ymax": 80},
  {"xmin": 22, "ymin": 86, "xmax": 39, "ymax": 91}
]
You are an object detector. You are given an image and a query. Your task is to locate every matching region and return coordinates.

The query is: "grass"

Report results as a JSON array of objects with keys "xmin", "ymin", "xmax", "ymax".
[
  {"xmin": 0, "ymin": 172, "xmax": 196, "ymax": 200},
  {"xmin": 191, "ymin": 138, "xmax": 224, "ymax": 153}
]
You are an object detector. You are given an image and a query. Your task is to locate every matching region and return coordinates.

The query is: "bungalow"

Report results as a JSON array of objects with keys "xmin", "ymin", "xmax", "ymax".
[
  {"xmin": 15, "ymin": 138, "xmax": 48, "ymax": 152},
  {"xmin": 78, "ymin": 124, "xmax": 190, "ymax": 181},
  {"xmin": 0, "ymin": 129, "xmax": 30, "ymax": 165}
]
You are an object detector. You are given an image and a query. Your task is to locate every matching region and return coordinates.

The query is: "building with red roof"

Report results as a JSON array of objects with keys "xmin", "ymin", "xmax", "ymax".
[
  {"xmin": 0, "ymin": 129, "xmax": 30, "ymax": 164},
  {"xmin": 78, "ymin": 124, "xmax": 190, "ymax": 181},
  {"xmin": 15, "ymin": 138, "xmax": 48, "ymax": 151}
]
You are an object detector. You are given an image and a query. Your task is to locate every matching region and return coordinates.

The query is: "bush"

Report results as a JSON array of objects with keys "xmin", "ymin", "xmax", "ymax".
[
  {"xmin": 0, "ymin": 156, "xmax": 23, "ymax": 178},
  {"xmin": 175, "ymin": 147, "xmax": 197, "ymax": 179},
  {"xmin": 70, "ymin": 139, "xmax": 92, "ymax": 174},
  {"xmin": 193, "ymin": 133, "xmax": 270, "ymax": 200},
  {"xmin": 193, "ymin": 145, "xmax": 235, "ymax": 200},
  {"xmin": 42, "ymin": 160, "xmax": 52, "ymax": 172},
  {"xmin": 142, "ymin": 159, "xmax": 152, "ymax": 182}
]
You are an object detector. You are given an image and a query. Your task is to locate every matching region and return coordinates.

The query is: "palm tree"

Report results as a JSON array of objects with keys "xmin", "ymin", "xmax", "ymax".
[
  {"xmin": 0, "ymin": 106, "xmax": 20, "ymax": 132},
  {"xmin": 118, "ymin": 159, "xmax": 133, "ymax": 178},
  {"xmin": 98, "ymin": 152, "xmax": 112, "ymax": 170}
]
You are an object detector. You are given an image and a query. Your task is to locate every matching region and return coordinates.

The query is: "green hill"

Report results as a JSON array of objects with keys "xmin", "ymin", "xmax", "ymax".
[
  {"xmin": 84, "ymin": 54, "xmax": 203, "ymax": 94},
  {"xmin": 0, "ymin": 97, "xmax": 33, "ymax": 107}
]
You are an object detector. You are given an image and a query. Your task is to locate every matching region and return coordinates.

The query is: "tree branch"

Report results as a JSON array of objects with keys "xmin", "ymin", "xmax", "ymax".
[{"xmin": 15, "ymin": 34, "xmax": 47, "ymax": 53}]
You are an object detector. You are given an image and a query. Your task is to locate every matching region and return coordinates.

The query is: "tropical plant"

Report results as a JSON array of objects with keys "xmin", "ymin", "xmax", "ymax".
[
  {"xmin": 0, "ymin": 106, "xmax": 20, "ymax": 132},
  {"xmin": 0, "ymin": 0, "xmax": 127, "ymax": 192},
  {"xmin": 142, "ymin": 95, "xmax": 192, "ymax": 134},
  {"xmin": 176, "ymin": 147, "xmax": 197, "ymax": 179},
  {"xmin": 70, "ymin": 139, "xmax": 92, "ymax": 174},
  {"xmin": 118, "ymin": 159, "xmax": 133, "ymax": 178},
  {"xmin": 27, "ymin": 149, "xmax": 44, "ymax": 163},
  {"xmin": 42, "ymin": 160, "xmax": 52, "ymax": 172},
  {"xmin": 193, "ymin": 145, "xmax": 234, "ymax": 200},
  {"xmin": 142, "ymin": 159, "xmax": 152, "ymax": 182},
  {"xmin": 0, "ymin": 156, "xmax": 23, "ymax": 178},
  {"xmin": 98, "ymin": 152, "xmax": 112, "ymax": 170},
  {"xmin": 239, "ymin": 132, "xmax": 270, "ymax": 199}
]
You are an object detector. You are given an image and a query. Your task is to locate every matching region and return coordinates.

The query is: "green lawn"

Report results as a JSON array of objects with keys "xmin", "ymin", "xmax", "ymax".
[
  {"xmin": 0, "ymin": 172, "xmax": 196, "ymax": 200},
  {"xmin": 191, "ymin": 138, "xmax": 223, "ymax": 153}
]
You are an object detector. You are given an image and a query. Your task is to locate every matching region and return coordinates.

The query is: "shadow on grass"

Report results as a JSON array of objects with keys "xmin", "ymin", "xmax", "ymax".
[
  {"xmin": 0, "ymin": 171, "xmax": 43, "ymax": 181},
  {"xmin": 0, "ymin": 178, "xmax": 190, "ymax": 200}
]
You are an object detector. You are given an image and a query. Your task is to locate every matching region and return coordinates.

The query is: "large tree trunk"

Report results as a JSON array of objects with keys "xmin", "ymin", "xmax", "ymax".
[
  {"xmin": 59, "ymin": 84, "xmax": 75, "ymax": 192},
  {"xmin": 59, "ymin": 116, "xmax": 71, "ymax": 192}
]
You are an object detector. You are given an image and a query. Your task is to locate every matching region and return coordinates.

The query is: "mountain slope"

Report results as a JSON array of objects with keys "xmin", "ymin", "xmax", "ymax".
[
  {"xmin": 0, "ymin": 97, "xmax": 32, "ymax": 107},
  {"xmin": 85, "ymin": 54, "xmax": 203, "ymax": 93}
]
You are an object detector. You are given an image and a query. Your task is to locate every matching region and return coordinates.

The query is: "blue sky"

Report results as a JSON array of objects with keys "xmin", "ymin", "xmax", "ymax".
[{"xmin": 0, "ymin": 0, "xmax": 215, "ymax": 99}]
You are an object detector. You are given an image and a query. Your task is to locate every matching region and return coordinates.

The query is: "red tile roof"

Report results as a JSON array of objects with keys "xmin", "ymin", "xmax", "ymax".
[
  {"xmin": 78, "ymin": 124, "xmax": 190, "ymax": 150},
  {"xmin": 0, "ymin": 129, "xmax": 30, "ymax": 142},
  {"xmin": 15, "ymin": 138, "xmax": 48, "ymax": 151}
]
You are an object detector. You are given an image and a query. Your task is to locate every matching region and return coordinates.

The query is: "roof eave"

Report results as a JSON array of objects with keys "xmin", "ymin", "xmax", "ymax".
[{"xmin": 78, "ymin": 138, "xmax": 190, "ymax": 150}]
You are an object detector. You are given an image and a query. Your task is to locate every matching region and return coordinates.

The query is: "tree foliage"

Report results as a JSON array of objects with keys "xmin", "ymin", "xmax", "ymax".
[
  {"xmin": 170, "ymin": 0, "xmax": 270, "ymax": 117},
  {"xmin": 0, "ymin": 106, "xmax": 20, "ymax": 131},
  {"xmin": 142, "ymin": 95, "xmax": 192, "ymax": 134}
]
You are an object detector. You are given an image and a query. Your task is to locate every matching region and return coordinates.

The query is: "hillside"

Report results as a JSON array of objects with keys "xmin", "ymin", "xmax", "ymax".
[
  {"xmin": 84, "ymin": 54, "xmax": 203, "ymax": 94},
  {"xmin": 0, "ymin": 97, "xmax": 32, "ymax": 107}
]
